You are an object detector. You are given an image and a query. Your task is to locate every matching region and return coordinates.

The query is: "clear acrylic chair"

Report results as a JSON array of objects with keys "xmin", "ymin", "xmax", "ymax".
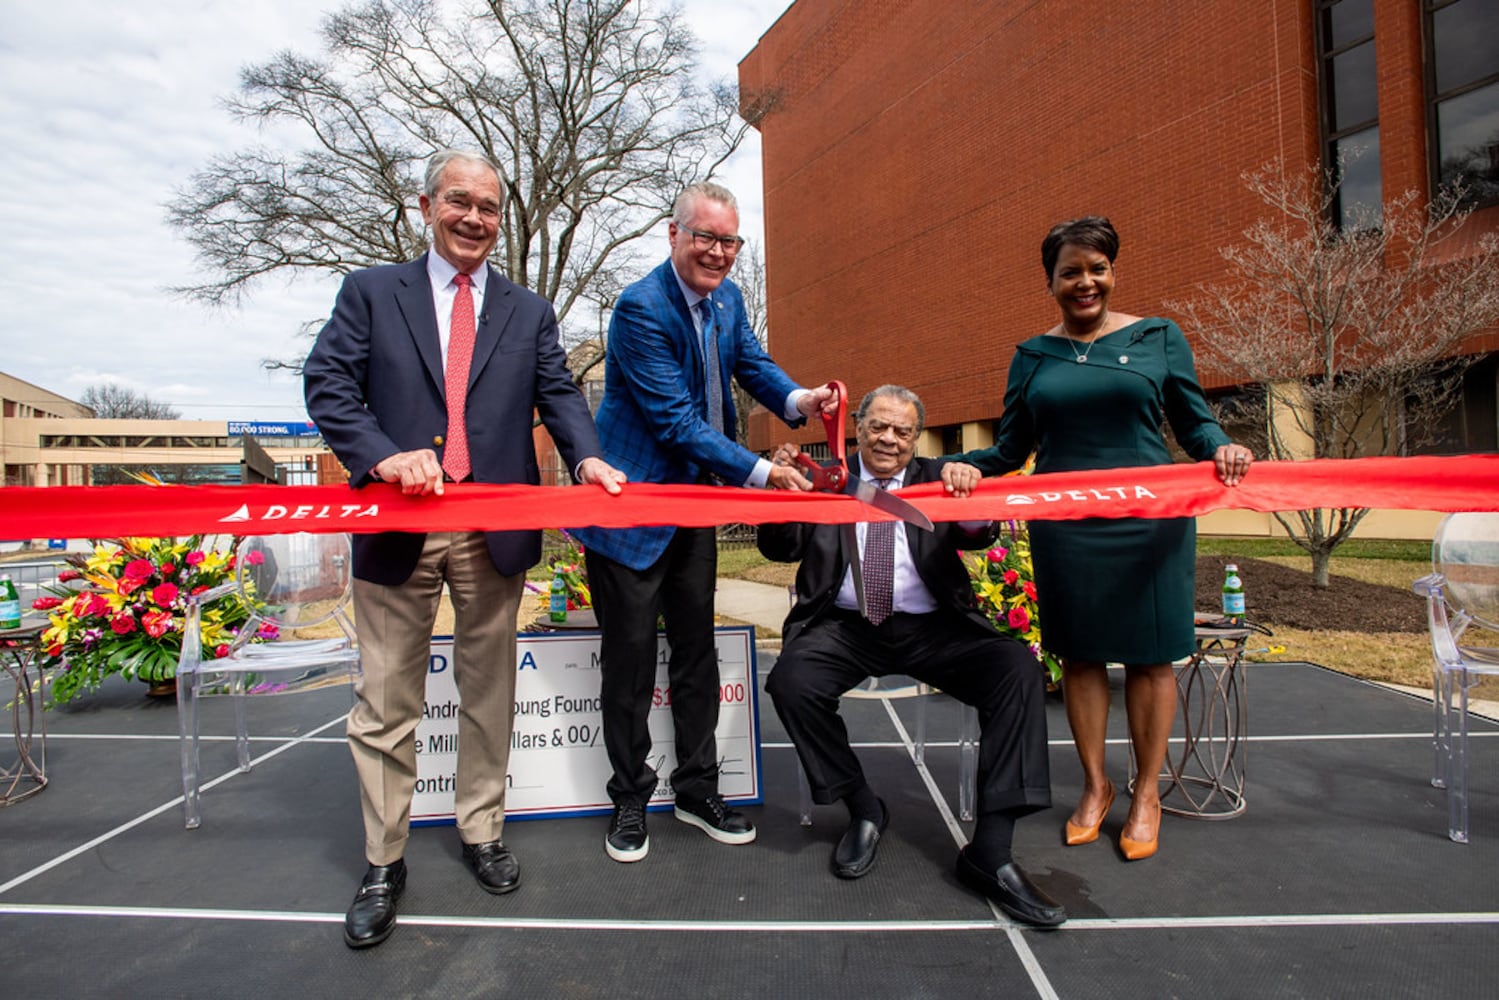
[
  {"xmin": 177, "ymin": 533, "xmax": 359, "ymax": 829},
  {"xmin": 1412, "ymin": 512, "xmax": 1499, "ymax": 844},
  {"xmin": 788, "ymin": 589, "xmax": 980, "ymax": 825}
]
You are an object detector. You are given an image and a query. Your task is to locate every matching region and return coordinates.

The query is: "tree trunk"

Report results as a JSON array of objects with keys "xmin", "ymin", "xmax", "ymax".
[{"xmin": 1311, "ymin": 549, "xmax": 1333, "ymax": 588}]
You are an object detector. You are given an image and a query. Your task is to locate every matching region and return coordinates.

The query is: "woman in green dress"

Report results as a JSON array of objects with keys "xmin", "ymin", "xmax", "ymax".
[{"xmin": 942, "ymin": 217, "xmax": 1253, "ymax": 861}]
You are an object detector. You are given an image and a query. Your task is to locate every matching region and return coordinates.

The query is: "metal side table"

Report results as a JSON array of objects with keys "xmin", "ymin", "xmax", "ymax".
[
  {"xmin": 1, "ymin": 621, "xmax": 48, "ymax": 805},
  {"xmin": 1131, "ymin": 618, "xmax": 1253, "ymax": 819}
]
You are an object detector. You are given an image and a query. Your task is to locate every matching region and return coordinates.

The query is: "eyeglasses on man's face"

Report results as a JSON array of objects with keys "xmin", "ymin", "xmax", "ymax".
[
  {"xmin": 677, "ymin": 223, "xmax": 745, "ymax": 256},
  {"xmin": 441, "ymin": 191, "xmax": 501, "ymax": 221}
]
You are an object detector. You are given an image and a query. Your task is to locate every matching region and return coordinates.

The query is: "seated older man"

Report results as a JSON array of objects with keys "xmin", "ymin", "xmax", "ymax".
[{"xmin": 758, "ymin": 384, "xmax": 1064, "ymax": 927}]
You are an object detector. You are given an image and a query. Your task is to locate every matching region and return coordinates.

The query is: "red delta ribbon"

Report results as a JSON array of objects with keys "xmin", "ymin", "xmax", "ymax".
[{"xmin": 1, "ymin": 455, "xmax": 1495, "ymax": 539}]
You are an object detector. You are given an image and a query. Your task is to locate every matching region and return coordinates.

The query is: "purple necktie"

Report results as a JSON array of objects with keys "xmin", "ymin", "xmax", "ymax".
[{"xmin": 863, "ymin": 478, "xmax": 897, "ymax": 625}]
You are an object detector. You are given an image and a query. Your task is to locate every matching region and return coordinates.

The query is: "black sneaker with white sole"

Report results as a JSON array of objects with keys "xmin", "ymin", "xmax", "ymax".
[
  {"xmin": 673, "ymin": 792, "xmax": 756, "ymax": 845},
  {"xmin": 606, "ymin": 800, "xmax": 649, "ymax": 862}
]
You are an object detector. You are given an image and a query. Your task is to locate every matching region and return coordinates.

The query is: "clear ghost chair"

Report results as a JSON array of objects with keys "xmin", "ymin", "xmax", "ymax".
[
  {"xmin": 1412, "ymin": 512, "xmax": 1499, "ymax": 844},
  {"xmin": 177, "ymin": 532, "xmax": 360, "ymax": 829}
]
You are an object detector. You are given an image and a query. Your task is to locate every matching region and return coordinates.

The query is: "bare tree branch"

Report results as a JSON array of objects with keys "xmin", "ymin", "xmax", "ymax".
[
  {"xmin": 1173, "ymin": 159, "xmax": 1499, "ymax": 586},
  {"xmin": 166, "ymin": 0, "xmax": 754, "ymax": 372}
]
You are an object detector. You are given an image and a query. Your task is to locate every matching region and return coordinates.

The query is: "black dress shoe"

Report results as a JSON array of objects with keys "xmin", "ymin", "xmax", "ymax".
[
  {"xmin": 461, "ymin": 840, "xmax": 521, "ymax": 894},
  {"xmin": 954, "ymin": 848, "xmax": 1067, "ymax": 927},
  {"xmin": 833, "ymin": 798, "xmax": 888, "ymax": 879},
  {"xmin": 344, "ymin": 859, "xmax": 406, "ymax": 949}
]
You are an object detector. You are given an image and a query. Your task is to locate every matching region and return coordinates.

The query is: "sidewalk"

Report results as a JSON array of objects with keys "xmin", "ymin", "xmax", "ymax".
[{"xmin": 714, "ymin": 577, "xmax": 790, "ymax": 639}]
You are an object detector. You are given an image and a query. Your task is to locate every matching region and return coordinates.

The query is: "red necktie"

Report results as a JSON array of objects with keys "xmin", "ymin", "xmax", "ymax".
[{"xmin": 443, "ymin": 272, "xmax": 475, "ymax": 482}]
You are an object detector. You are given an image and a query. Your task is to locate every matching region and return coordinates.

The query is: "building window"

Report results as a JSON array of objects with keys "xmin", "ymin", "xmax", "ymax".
[
  {"xmin": 1426, "ymin": 0, "xmax": 1499, "ymax": 208},
  {"xmin": 1316, "ymin": 0, "xmax": 1381, "ymax": 228}
]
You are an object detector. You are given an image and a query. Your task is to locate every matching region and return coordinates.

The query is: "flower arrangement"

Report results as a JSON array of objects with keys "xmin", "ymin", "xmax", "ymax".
[
  {"xmin": 967, "ymin": 522, "xmax": 1062, "ymax": 687},
  {"xmin": 36, "ymin": 535, "xmax": 275, "ymax": 706}
]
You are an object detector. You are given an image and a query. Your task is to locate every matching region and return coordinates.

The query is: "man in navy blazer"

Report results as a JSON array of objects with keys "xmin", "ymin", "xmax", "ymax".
[
  {"xmin": 573, "ymin": 181, "xmax": 833, "ymax": 863},
  {"xmin": 305, "ymin": 149, "xmax": 624, "ymax": 949}
]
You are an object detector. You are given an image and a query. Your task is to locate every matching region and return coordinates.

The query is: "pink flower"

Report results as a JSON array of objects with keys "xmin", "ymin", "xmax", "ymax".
[
  {"xmin": 151, "ymin": 583, "xmax": 179, "ymax": 606},
  {"xmin": 256, "ymin": 623, "xmax": 280, "ymax": 640},
  {"xmin": 142, "ymin": 609, "xmax": 174, "ymax": 638},
  {"xmin": 186, "ymin": 551, "xmax": 206, "ymax": 566},
  {"xmin": 244, "ymin": 549, "xmax": 265, "ymax": 566},
  {"xmin": 1003, "ymin": 569, "xmax": 1020, "ymax": 586},
  {"xmin": 74, "ymin": 593, "xmax": 108, "ymax": 618},
  {"xmin": 1008, "ymin": 606, "xmax": 1030, "ymax": 632},
  {"xmin": 1023, "ymin": 580, "xmax": 1037, "ymax": 601},
  {"xmin": 110, "ymin": 613, "xmax": 138, "ymax": 635},
  {"xmin": 214, "ymin": 644, "xmax": 231, "ymax": 658},
  {"xmin": 124, "ymin": 559, "xmax": 154, "ymax": 579},
  {"xmin": 986, "ymin": 547, "xmax": 1008, "ymax": 563},
  {"xmin": 32, "ymin": 596, "xmax": 63, "ymax": 610}
]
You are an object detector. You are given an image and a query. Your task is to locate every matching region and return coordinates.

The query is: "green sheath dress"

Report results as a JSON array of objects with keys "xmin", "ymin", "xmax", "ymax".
[{"xmin": 957, "ymin": 318, "xmax": 1230, "ymax": 664}]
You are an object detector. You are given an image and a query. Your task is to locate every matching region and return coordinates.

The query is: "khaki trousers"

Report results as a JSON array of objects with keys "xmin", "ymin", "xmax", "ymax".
[{"xmin": 349, "ymin": 531, "xmax": 524, "ymax": 865}]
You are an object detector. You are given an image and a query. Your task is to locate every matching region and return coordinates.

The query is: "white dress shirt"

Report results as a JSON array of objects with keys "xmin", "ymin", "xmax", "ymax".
[{"xmin": 834, "ymin": 464, "xmax": 939, "ymax": 616}]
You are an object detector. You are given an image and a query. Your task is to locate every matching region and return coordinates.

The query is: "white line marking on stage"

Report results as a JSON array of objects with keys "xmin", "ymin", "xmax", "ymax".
[
  {"xmin": 0, "ymin": 713, "xmax": 349, "ymax": 899},
  {"xmin": 879, "ymin": 698, "xmax": 1061, "ymax": 1000},
  {"xmin": 5, "ymin": 903, "xmax": 1497, "ymax": 933}
]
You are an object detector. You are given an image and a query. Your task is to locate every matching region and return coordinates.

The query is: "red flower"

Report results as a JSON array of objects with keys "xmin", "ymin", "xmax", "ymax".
[
  {"xmin": 124, "ymin": 559, "xmax": 154, "ymax": 579},
  {"xmin": 160, "ymin": 562, "xmax": 176, "ymax": 575},
  {"xmin": 1023, "ymin": 580, "xmax": 1037, "ymax": 601},
  {"xmin": 1003, "ymin": 569, "xmax": 1020, "ymax": 586},
  {"xmin": 151, "ymin": 583, "xmax": 179, "ymax": 606},
  {"xmin": 1008, "ymin": 606, "xmax": 1030, "ymax": 631},
  {"xmin": 986, "ymin": 547, "xmax": 1008, "ymax": 563},
  {"xmin": 32, "ymin": 596, "xmax": 63, "ymax": 610},
  {"xmin": 110, "ymin": 613, "xmax": 138, "ymax": 635},
  {"xmin": 214, "ymin": 644, "xmax": 231, "ymax": 658},
  {"xmin": 191, "ymin": 585, "xmax": 209, "ymax": 595},
  {"xmin": 186, "ymin": 551, "xmax": 206, "ymax": 566},
  {"xmin": 74, "ymin": 594, "xmax": 108, "ymax": 618},
  {"xmin": 46, "ymin": 643, "xmax": 63, "ymax": 657},
  {"xmin": 142, "ymin": 609, "xmax": 174, "ymax": 638},
  {"xmin": 57, "ymin": 569, "xmax": 82, "ymax": 582},
  {"xmin": 117, "ymin": 576, "xmax": 143, "ymax": 597},
  {"xmin": 256, "ymin": 623, "xmax": 280, "ymax": 640}
]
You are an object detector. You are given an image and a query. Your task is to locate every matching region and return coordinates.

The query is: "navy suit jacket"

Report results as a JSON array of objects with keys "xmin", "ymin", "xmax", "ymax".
[
  {"xmin": 756, "ymin": 457, "xmax": 1000, "ymax": 647},
  {"xmin": 304, "ymin": 254, "xmax": 603, "ymax": 584},
  {"xmin": 573, "ymin": 259, "xmax": 804, "ymax": 570}
]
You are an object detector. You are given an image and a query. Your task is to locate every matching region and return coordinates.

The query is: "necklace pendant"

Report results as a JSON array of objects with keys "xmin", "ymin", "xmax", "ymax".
[{"xmin": 1075, "ymin": 354, "xmax": 1087, "ymax": 363}]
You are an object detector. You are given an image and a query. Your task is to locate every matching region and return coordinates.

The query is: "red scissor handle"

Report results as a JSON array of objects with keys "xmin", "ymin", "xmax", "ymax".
[{"xmin": 793, "ymin": 380, "xmax": 849, "ymax": 492}]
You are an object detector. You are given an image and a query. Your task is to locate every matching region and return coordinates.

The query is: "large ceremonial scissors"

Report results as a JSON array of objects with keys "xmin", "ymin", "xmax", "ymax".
[{"xmin": 793, "ymin": 381, "xmax": 934, "ymax": 616}]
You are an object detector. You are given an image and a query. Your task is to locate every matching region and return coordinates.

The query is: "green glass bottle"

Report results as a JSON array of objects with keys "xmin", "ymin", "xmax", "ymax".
[
  {"xmin": 1222, "ymin": 563, "xmax": 1245, "ymax": 624},
  {"xmin": 0, "ymin": 574, "xmax": 21, "ymax": 629},
  {"xmin": 549, "ymin": 566, "xmax": 568, "ymax": 623}
]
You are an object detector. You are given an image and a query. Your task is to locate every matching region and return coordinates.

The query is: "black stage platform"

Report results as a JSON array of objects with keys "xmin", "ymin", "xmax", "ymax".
[{"xmin": 3, "ymin": 654, "xmax": 1496, "ymax": 998}]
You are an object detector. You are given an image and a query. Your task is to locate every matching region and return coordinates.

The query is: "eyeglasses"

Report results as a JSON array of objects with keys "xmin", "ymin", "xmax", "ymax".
[
  {"xmin": 677, "ymin": 223, "xmax": 745, "ymax": 256},
  {"xmin": 441, "ymin": 191, "xmax": 500, "ymax": 221},
  {"xmin": 863, "ymin": 419, "xmax": 917, "ymax": 442}
]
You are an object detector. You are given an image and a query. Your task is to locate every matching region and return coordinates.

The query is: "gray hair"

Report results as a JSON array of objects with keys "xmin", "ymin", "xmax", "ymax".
[
  {"xmin": 673, "ymin": 181, "xmax": 737, "ymax": 224},
  {"xmin": 424, "ymin": 149, "xmax": 503, "ymax": 200},
  {"xmin": 856, "ymin": 384, "xmax": 925, "ymax": 435}
]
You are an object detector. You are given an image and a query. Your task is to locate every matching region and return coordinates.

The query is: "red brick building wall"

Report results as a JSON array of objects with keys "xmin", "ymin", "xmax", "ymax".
[{"xmin": 739, "ymin": 0, "xmax": 1497, "ymax": 451}]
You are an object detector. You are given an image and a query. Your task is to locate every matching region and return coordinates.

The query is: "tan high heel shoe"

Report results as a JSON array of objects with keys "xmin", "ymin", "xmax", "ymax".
[
  {"xmin": 1063, "ymin": 783, "xmax": 1115, "ymax": 846},
  {"xmin": 1119, "ymin": 801, "xmax": 1161, "ymax": 861}
]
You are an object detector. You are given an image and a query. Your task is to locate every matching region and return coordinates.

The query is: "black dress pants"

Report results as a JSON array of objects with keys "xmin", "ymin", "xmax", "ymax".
[
  {"xmin": 766, "ymin": 609, "xmax": 1052, "ymax": 817},
  {"xmin": 587, "ymin": 526, "xmax": 720, "ymax": 804}
]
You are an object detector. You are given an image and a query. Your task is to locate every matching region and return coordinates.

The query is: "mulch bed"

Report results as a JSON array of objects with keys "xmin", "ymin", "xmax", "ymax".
[{"xmin": 1193, "ymin": 556, "xmax": 1426, "ymax": 634}]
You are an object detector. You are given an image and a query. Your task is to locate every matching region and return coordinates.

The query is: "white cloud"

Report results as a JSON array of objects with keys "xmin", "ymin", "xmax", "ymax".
[{"xmin": 0, "ymin": 0, "xmax": 790, "ymax": 421}]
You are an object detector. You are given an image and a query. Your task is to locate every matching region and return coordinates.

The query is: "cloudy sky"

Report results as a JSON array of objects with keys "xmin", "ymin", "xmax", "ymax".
[{"xmin": 0, "ymin": 0, "xmax": 792, "ymax": 423}]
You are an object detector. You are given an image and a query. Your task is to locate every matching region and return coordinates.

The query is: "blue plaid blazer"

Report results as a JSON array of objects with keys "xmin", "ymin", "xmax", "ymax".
[{"xmin": 573, "ymin": 259, "xmax": 804, "ymax": 570}]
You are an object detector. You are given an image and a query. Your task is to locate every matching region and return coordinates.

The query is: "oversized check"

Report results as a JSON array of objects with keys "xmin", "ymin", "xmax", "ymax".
[{"xmin": 412, "ymin": 626, "xmax": 761, "ymax": 823}]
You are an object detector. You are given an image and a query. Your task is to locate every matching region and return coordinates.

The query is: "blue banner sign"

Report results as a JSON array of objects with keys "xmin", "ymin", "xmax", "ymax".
[{"xmin": 228, "ymin": 421, "xmax": 319, "ymax": 437}]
